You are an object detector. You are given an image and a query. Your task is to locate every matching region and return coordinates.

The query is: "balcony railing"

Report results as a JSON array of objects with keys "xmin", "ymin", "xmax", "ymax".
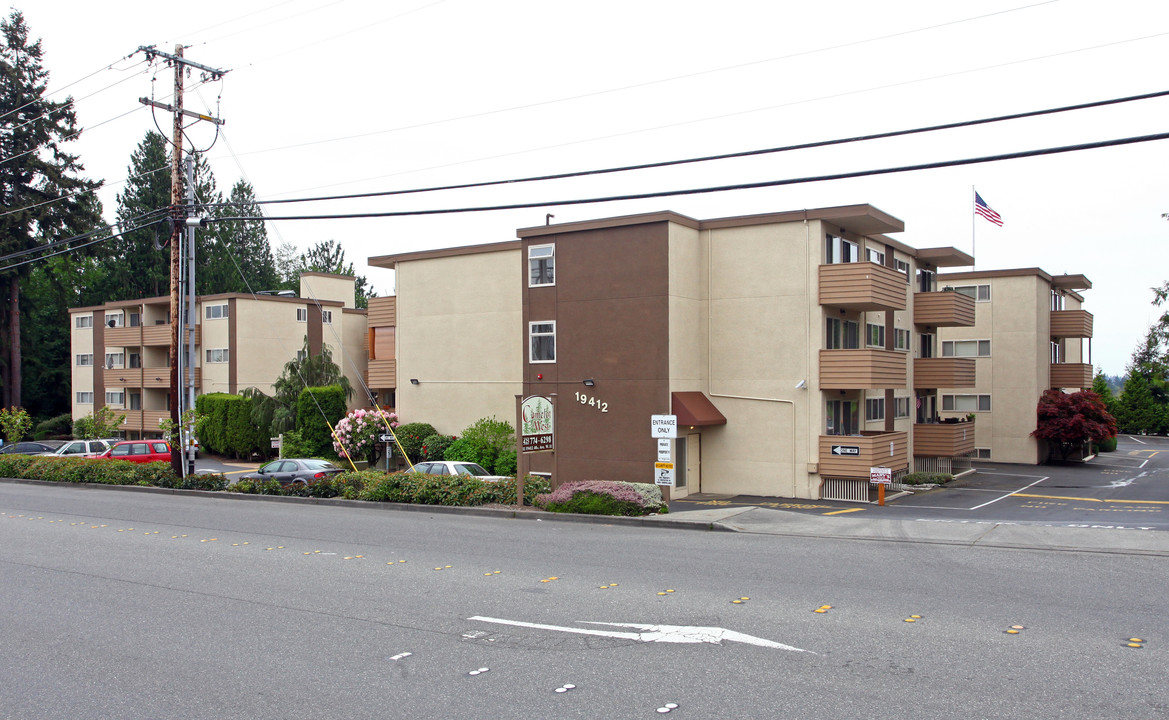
[
  {"xmin": 818, "ymin": 431, "xmax": 909, "ymax": 478},
  {"xmin": 820, "ymin": 349, "xmax": 906, "ymax": 389},
  {"xmin": 1050, "ymin": 309, "xmax": 1093, "ymax": 338},
  {"xmin": 913, "ymin": 420, "xmax": 975, "ymax": 457},
  {"xmin": 819, "ymin": 262, "xmax": 908, "ymax": 311},
  {"xmin": 1050, "ymin": 362, "xmax": 1092, "ymax": 389},
  {"xmin": 914, "ymin": 291, "xmax": 976, "ymax": 328},
  {"xmin": 120, "ymin": 409, "xmax": 169, "ymax": 433},
  {"xmin": 367, "ymin": 359, "xmax": 397, "ymax": 389},
  {"xmin": 913, "ymin": 357, "xmax": 976, "ymax": 389},
  {"xmin": 140, "ymin": 324, "xmax": 200, "ymax": 347}
]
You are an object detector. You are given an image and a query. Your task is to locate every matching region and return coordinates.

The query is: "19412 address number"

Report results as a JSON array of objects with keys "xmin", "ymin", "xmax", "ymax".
[{"xmin": 574, "ymin": 392, "xmax": 608, "ymax": 413}]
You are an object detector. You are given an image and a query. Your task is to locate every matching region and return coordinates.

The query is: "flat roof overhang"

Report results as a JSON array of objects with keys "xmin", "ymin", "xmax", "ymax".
[{"xmin": 916, "ymin": 247, "xmax": 974, "ymax": 268}]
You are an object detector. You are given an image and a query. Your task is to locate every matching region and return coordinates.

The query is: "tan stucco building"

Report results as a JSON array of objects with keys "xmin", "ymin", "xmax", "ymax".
[{"xmin": 68, "ymin": 273, "xmax": 368, "ymax": 438}]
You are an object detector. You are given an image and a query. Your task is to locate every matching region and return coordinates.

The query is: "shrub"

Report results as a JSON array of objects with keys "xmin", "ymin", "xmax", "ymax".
[
  {"xmin": 612, "ymin": 481, "xmax": 665, "ymax": 511},
  {"xmin": 181, "ymin": 473, "xmax": 228, "ymax": 491},
  {"xmin": 277, "ymin": 429, "xmax": 315, "ymax": 459},
  {"xmin": 334, "ymin": 409, "xmax": 398, "ymax": 465},
  {"xmin": 493, "ymin": 447, "xmax": 517, "ymax": 476},
  {"xmin": 0, "ymin": 406, "xmax": 33, "ymax": 444},
  {"xmin": 72, "ymin": 406, "xmax": 125, "ymax": 440},
  {"xmin": 1093, "ymin": 436, "xmax": 1118, "ymax": 453},
  {"xmin": 494, "ymin": 474, "xmax": 551, "ymax": 506},
  {"xmin": 394, "ymin": 423, "xmax": 437, "ymax": 463},
  {"xmin": 35, "ymin": 413, "xmax": 74, "ymax": 440},
  {"xmin": 420, "ymin": 433, "xmax": 456, "ymax": 461},
  {"xmin": 900, "ymin": 472, "xmax": 953, "ymax": 485},
  {"xmin": 444, "ymin": 417, "xmax": 514, "ymax": 471},
  {"xmin": 227, "ymin": 478, "xmax": 285, "ymax": 495},
  {"xmin": 296, "ymin": 386, "xmax": 347, "ymax": 457},
  {"xmin": 535, "ymin": 480, "xmax": 648, "ymax": 516}
]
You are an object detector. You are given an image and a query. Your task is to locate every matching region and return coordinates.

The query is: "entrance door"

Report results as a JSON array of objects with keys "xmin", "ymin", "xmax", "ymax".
[{"xmin": 672, "ymin": 434, "xmax": 700, "ymax": 499}]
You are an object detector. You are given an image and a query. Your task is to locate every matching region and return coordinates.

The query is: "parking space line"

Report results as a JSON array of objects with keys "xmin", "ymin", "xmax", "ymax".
[
  {"xmin": 1015, "ymin": 493, "xmax": 1169, "ymax": 506},
  {"xmin": 968, "ymin": 476, "xmax": 1050, "ymax": 510},
  {"xmin": 972, "ymin": 471, "xmax": 1050, "ymax": 479},
  {"xmin": 823, "ymin": 508, "xmax": 865, "ymax": 515},
  {"xmin": 1128, "ymin": 437, "xmax": 1147, "ymax": 444}
]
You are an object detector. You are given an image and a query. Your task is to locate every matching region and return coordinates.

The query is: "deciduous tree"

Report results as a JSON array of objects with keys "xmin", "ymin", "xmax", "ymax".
[{"xmin": 1031, "ymin": 389, "xmax": 1117, "ymax": 462}]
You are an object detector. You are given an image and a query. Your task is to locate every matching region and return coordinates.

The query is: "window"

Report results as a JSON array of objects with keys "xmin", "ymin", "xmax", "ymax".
[
  {"xmin": 105, "ymin": 391, "xmax": 124, "ymax": 405},
  {"xmin": 942, "ymin": 340, "xmax": 991, "ymax": 357},
  {"xmin": 297, "ymin": 307, "xmax": 308, "ymax": 322},
  {"xmin": 105, "ymin": 353, "xmax": 125, "ymax": 368},
  {"xmin": 942, "ymin": 394, "xmax": 991, "ymax": 412},
  {"xmin": 919, "ymin": 333, "xmax": 934, "ymax": 358},
  {"xmin": 529, "ymin": 321, "xmax": 555, "ymax": 363},
  {"xmin": 76, "ymin": 354, "xmax": 93, "ymax": 366},
  {"xmin": 529, "ymin": 244, "xmax": 555, "ymax": 286},
  {"xmin": 322, "ymin": 309, "xmax": 333, "ymax": 325},
  {"xmin": 825, "ymin": 234, "xmax": 858, "ymax": 264},
  {"xmin": 205, "ymin": 348, "xmax": 230, "ymax": 363},
  {"xmin": 895, "ymin": 259, "xmax": 911, "ymax": 283},
  {"xmin": 826, "ymin": 318, "xmax": 860, "ymax": 349},
  {"xmin": 104, "ymin": 313, "xmax": 124, "ymax": 328},
  {"xmin": 76, "ymin": 392, "xmax": 94, "ymax": 404},
  {"xmin": 866, "ymin": 323, "xmax": 885, "ymax": 348},
  {"xmin": 297, "ymin": 350, "xmax": 308, "ymax": 362},
  {"xmin": 865, "ymin": 247, "xmax": 885, "ymax": 265},
  {"xmin": 894, "ymin": 328, "xmax": 910, "ymax": 351},
  {"xmin": 129, "ymin": 312, "xmax": 141, "ymax": 327},
  {"xmin": 1051, "ymin": 341, "xmax": 1061, "ymax": 364},
  {"xmin": 917, "ymin": 269, "xmax": 935, "ymax": 293},
  {"xmin": 865, "ymin": 397, "xmax": 885, "ymax": 422},
  {"xmin": 129, "ymin": 353, "xmax": 141, "ymax": 369},
  {"xmin": 953, "ymin": 284, "xmax": 991, "ymax": 301},
  {"xmin": 1050, "ymin": 290, "xmax": 1065, "ymax": 311},
  {"xmin": 75, "ymin": 315, "xmax": 93, "ymax": 329},
  {"xmin": 205, "ymin": 303, "xmax": 229, "ymax": 320},
  {"xmin": 129, "ymin": 392, "xmax": 141, "ymax": 410},
  {"xmin": 973, "ymin": 448, "xmax": 991, "ymax": 459},
  {"xmin": 825, "ymin": 400, "xmax": 859, "ymax": 435},
  {"xmin": 894, "ymin": 397, "xmax": 911, "ymax": 418}
]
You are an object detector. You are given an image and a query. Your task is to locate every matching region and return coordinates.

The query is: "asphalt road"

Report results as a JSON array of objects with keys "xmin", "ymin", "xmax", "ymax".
[{"xmin": 2, "ymin": 483, "xmax": 1165, "ymax": 719}]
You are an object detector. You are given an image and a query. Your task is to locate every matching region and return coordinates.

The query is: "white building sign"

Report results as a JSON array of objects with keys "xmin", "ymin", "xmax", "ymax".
[{"xmin": 651, "ymin": 414, "xmax": 678, "ymax": 439}]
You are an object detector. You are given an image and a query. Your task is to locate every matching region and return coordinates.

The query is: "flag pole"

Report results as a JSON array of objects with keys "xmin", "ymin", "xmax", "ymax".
[{"xmin": 971, "ymin": 185, "xmax": 976, "ymax": 270}]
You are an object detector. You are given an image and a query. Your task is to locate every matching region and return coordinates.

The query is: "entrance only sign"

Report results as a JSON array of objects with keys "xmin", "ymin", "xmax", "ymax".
[{"xmin": 651, "ymin": 414, "xmax": 677, "ymax": 439}]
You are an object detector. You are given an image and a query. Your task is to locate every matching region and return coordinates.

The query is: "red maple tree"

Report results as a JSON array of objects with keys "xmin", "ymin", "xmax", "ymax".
[{"xmin": 1031, "ymin": 390, "xmax": 1117, "ymax": 462}]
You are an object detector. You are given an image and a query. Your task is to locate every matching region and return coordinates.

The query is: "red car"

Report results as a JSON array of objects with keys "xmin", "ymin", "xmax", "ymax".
[{"xmin": 88, "ymin": 440, "xmax": 173, "ymax": 463}]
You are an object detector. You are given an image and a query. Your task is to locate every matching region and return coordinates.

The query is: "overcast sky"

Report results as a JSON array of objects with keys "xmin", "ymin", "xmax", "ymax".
[{"xmin": 17, "ymin": 0, "xmax": 1169, "ymax": 375}]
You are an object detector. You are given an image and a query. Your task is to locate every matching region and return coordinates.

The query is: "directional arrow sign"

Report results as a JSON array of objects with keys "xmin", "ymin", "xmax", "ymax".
[
  {"xmin": 831, "ymin": 445, "xmax": 860, "ymax": 456},
  {"xmin": 467, "ymin": 616, "xmax": 811, "ymax": 653}
]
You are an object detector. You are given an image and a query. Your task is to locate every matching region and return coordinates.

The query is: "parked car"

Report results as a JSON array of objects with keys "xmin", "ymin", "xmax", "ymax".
[
  {"xmin": 0, "ymin": 441, "xmax": 62, "ymax": 455},
  {"xmin": 241, "ymin": 458, "xmax": 344, "ymax": 486},
  {"xmin": 39, "ymin": 439, "xmax": 113, "ymax": 458},
  {"xmin": 412, "ymin": 460, "xmax": 509, "ymax": 482},
  {"xmin": 88, "ymin": 440, "xmax": 173, "ymax": 463}
]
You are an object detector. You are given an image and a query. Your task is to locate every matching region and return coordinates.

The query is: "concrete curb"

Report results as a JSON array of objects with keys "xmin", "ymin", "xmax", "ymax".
[{"xmin": 0, "ymin": 477, "xmax": 728, "ymax": 532}]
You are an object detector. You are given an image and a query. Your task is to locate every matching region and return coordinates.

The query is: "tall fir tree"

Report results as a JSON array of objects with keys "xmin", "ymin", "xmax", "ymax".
[
  {"xmin": 0, "ymin": 11, "xmax": 101, "ymax": 407},
  {"xmin": 200, "ymin": 179, "xmax": 278, "ymax": 293}
]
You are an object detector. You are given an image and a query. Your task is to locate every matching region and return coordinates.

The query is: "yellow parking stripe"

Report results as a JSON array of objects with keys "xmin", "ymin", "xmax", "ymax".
[
  {"xmin": 823, "ymin": 508, "xmax": 866, "ymax": 515},
  {"xmin": 1015, "ymin": 493, "xmax": 1169, "ymax": 505}
]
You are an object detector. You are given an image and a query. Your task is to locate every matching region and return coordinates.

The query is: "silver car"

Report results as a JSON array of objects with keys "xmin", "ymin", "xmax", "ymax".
[{"xmin": 40, "ymin": 439, "xmax": 113, "ymax": 458}]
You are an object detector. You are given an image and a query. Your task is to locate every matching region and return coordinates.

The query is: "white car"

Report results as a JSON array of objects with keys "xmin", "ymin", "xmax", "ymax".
[
  {"xmin": 411, "ymin": 460, "xmax": 509, "ymax": 482},
  {"xmin": 40, "ymin": 439, "xmax": 113, "ymax": 458}
]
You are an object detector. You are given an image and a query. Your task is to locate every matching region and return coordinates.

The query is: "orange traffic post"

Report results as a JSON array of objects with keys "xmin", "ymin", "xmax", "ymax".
[{"xmin": 877, "ymin": 483, "xmax": 886, "ymax": 506}]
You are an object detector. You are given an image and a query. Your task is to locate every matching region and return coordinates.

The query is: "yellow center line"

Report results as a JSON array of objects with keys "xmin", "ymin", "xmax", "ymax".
[
  {"xmin": 823, "ymin": 508, "xmax": 866, "ymax": 515},
  {"xmin": 1015, "ymin": 493, "xmax": 1169, "ymax": 505}
]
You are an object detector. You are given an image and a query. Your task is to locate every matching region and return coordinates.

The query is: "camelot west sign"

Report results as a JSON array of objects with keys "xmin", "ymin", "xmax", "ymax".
[{"xmin": 520, "ymin": 396, "xmax": 554, "ymax": 452}]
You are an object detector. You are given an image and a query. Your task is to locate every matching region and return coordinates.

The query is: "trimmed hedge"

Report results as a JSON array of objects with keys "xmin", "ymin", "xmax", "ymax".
[
  {"xmin": 900, "ymin": 472, "xmax": 953, "ymax": 485},
  {"xmin": 0, "ymin": 454, "xmax": 226, "ymax": 491},
  {"xmin": 535, "ymin": 480, "xmax": 664, "ymax": 516},
  {"xmin": 297, "ymin": 386, "xmax": 347, "ymax": 457},
  {"xmin": 196, "ymin": 393, "xmax": 266, "ymax": 459}
]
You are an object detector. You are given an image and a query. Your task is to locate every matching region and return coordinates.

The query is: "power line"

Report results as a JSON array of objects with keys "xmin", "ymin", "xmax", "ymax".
[
  {"xmin": 0, "ymin": 164, "xmax": 170, "ymax": 221},
  {"xmin": 207, "ymin": 131, "xmax": 1169, "ymax": 223},
  {"xmin": 0, "ymin": 211, "xmax": 170, "ymax": 272},
  {"xmin": 206, "ymin": 88, "xmax": 1169, "ymax": 210}
]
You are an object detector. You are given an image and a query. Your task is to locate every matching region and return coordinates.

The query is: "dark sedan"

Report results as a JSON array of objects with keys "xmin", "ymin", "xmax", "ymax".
[
  {"xmin": 241, "ymin": 458, "xmax": 344, "ymax": 486},
  {"xmin": 0, "ymin": 441, "xmax": 62, "ymax": 455}
]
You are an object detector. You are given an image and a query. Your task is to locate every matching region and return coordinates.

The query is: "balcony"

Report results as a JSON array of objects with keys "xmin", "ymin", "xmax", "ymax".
[
  {"xmin": 1050, "ymin": 362, "xmax": 1092, "ymax": 390},
  {"xmin": 105, "ymin": 326, "xmax": 142, "ymax": 346},
  {"xmin": 818, "ymin": 431, "xmax": 909, "ymax": 478},
  {"xmin": 120, "ymin": 409, "xmax": 170, "ymax": 434},
  {"xmin": 367, "ymin": 359, "xmax": 397, "ymax": 389},
  {"xmin": 819, "ymin": 349, "xmax": 906, "ymax": 389},
  {"xmin": 140, "ymin": 367, "xmax": 201, "ymax": 389},
  {"xmin": 914, "ymin": 291, "xmax": 976, "ymax": 327},
  {"xmin": 1050, "ymin": 309, "xmax": 1093, "ymax": 338},
  {"xmin": 141, "ymin": 324, "xmax": 200, "ymax": 347},
  {"xmin": 367, "ymin": 296, "xmax": 396, "ymax": 326},
  {"xmin": 913, "ymin": 357, "xmax": 976, "ymax": 389},
  {"xmin": 819, "ymin": 262, "xmax": 907, "ymax": 311},
  {"xmin": 913, "ymin": 420, "xmax": 975, "ymax": 457}
]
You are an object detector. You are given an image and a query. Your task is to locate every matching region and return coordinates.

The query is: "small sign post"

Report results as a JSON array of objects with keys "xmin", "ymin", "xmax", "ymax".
[
  {"xmin": 656, "ymin": 439, "xmax": 671, "ymax": 462},
  {"xmin": 650, "ymin": 414, "xmax": 677, "ymax": 439},
  {"xmin": 870, "ymin": 466, "xmax": 892, "ymax": 506}
]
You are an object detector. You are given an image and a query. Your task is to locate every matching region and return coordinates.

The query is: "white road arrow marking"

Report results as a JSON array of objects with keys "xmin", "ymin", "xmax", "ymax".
[{"xmin": 467, "ymin": 616, "xmax": 811, "ymax": 653}]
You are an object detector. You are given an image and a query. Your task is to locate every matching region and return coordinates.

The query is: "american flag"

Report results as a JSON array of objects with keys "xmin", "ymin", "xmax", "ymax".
[{"xmin": 974, "ymin": 192, "xmax": 1003, "ymax": 226}]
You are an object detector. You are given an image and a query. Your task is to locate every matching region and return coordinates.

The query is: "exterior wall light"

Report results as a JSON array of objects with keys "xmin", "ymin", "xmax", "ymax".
[
  {"xmin": 409, "ymin": 378, "xmax": 420, "ymax": 385},
  {"xmin": 582, "ymin": 379, "xmax": 595, "ymax": 387}
]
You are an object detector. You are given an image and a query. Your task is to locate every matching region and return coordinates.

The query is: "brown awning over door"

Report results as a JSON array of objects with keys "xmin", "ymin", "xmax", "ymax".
[{"xmin": 671, "ymin": 392, "xmax": 727, "ymax": 427}]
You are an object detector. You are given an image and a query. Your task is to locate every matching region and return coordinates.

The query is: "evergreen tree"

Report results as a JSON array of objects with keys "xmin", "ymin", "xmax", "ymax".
[
  {"xmin": 200, "ymin": 179, "xmax": 278, "ymax": 293},
  {"xmin": 1091, "ymin": 369, "xmax": 1116, "ymax": 418},
  {"xmin": 290, "ymin": 239, "xmax": 375, "ymax": 309},
  {"xmin": 0, "ymin": 11, "xmax": 101, "ymax": 407}
]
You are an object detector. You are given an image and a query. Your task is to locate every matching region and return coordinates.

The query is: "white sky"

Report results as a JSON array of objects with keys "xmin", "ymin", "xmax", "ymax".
[{"xmin": 18, "ymin": 0, "xmax": 1169, "ymax": 375}]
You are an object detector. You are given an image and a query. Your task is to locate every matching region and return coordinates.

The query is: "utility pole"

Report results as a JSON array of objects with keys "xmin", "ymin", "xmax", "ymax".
[
  {"xmin": 185, "ymin": 154, "xmax": 197, "ymax": 477},
  {"xmin": 137, "ymin": 45, "xmax": 226, "ymax": 476}
]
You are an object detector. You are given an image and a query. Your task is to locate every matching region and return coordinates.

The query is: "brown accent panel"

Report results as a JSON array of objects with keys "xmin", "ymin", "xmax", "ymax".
[
  {"xmin": 370, "ymin": 326, "xmax": 395, "ymax": 360},
  {"xmin": 819, "ymin": 263, "xmax": 908, "ymax": 311},
  {"xmin": 105, "ymin": 325, "xmax": 143, "ymax": 346},
  {"xmin": 913, "ymin": 357, "xmax": 976, "ymax": 389},
  {"xmin": 913, "ymin": 421, "xmax": 976, "ymax": 457},
  {"xmin": 914, "ymin": 291, "xmax": 976, "ymax": 327},
  {"xmin": 818, "ymin": 431, "xmax": 909, "ymax": 477},
  {"xmin": 819, "ymin": 349, "xmax": 907, "ymax": 389},
  {"xmin": 228, "ymin": 298, "xmax": 237, "ymax": 394},
  {"xmin": 367, "ymin": 296, "xmax": 396, "ymax": 326},
  {"xmin": 1050, "ymin": 363, "xmax": 1092, "ymax": 389},
  {"xmin": 672, "ymin": 392, "xmax": 726, "ymax": 427},
  {"xmin": 94, "ymin": 310, "xmax": 105, "ymax": 409},
  {"xmin": 307, "ymin": 303, "xmax": 323, "ymax": 359},
  {"xmin": 1050, "ymin": 309, "xmax": 1093, "ymax": 338},
  {"xmin": 368, "ymin": 359, "xmax": 397, "ymax": 388}
]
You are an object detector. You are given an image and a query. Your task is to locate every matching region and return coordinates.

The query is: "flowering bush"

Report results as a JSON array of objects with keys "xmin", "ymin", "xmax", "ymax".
[
  {"xmin": 535, "ymin": 480, "xmax": 651, "ymax": 516},
  {"xmin": 333, "ymin": 409, "xmax": 398, "ymax": 463}
]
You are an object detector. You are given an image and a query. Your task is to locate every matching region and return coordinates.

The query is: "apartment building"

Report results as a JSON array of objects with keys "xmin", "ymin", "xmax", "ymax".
[
  {"xmin": 69, "ymin": 273, "xmax": 368, "ymax": 438},
  {"xmin": 369, "ymin": 205, "xmax": 993, "ymax": 501},
  {"xmin": 936, "ymin": 268, "xmax": 1093, "ymax": 464}
]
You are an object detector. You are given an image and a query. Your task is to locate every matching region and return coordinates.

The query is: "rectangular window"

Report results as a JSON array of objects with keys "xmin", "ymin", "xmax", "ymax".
[
  {"xmin": 76, "ymin": 354, "xmax": 93, "ymax": 366},
  {"xmin": 529, "ymin": 321, "xmax": 556, "ymax": 363},
  {"xmin": 919, "ymin": 333, "xmax": 934, "ymax": 359},
  {"xmin": 205, "ymin": 348, "xmax": 230, "ymax": 363},
  {"xmin": 825, "ymin": 400, "xmax": 859, "ymax": 435},
  {"xmin": 205, "ymin": 304, "xmax": 229, "ymax": 320},
  {"xmin": 953, "ymin": 284, "xmax": 991, "ymax": 301},
  {"xmin": 866, "ymin": 323, "xmax": 885, "ymax": 348},
  {"xmin": 826, "ymin": 318, "xmax": 860, "ymax": 350},
  {"xmin": 128, "ymin": 392, "xmax": 141, "ymax": 410},
  {"xmin": 297, "ymin": 350, "xmax": 308, "ymax": 362},
  {"xmin": 76, "ymin": 391, "xmax": 94, "ymax": 404},
  {"xmin": 865, "ymin": 247, "xmax": 885, "ymax": 265},
  {"xmin": 322, "ymin": 309, "xmax": 333, "ymax": 324},
  {"xmin": 75, "ymin": 315, "xmax": 93, "ymax": 329},
  {"xmin": 129, "ymin": 353, "xmax": 141, "ymax": 368},
  {"xmin": 528, "ymin": 244, "xmax": 555, "ymax": 287},
  {"xmin": 894, "ymin": 328, "xmax": 910, "ymax": 351},
  {"xmin": 894, "ymin": 397, "xmax": 911, "ymax": 418},
  {"xmin": 917, "ymin": 269, "xmax": 935, "ymax": 293},
  {"xmin": 129, "ymin": 312, "xmax": 141, "ymax": 327},
  {"xmin": 105, "ymin": 391, "xmax": 125, "ymax": 406},
  {"xmin": 973, "ymin": 448, "xmax": 991, "ymax": 459},
  {"xmin": 104, "ymin": 353, "xmax": 124, "ymax": 368},
  {"xmin": 825, "ymin": 234, "xmax": 858, "ymax": 264},
  {"xmin": 942, "ymin": 340, "xmax": 991, "ymax": 357},
  {"xmin": 942, "ymin": 394, "xmax": 991, "ymax": 412},
  {"xmin": 865, "ymin": 397, "xmax": 885, "ymax": 422},
  {"xmin": 297, "ymin": 307, "xmax": 308, "ymax": 322},
  {"xmin": 895, "ymin": 259, "xmax": 911, "ymax": 283},
  {"xmin": 1050, "ymin": 290, "xmax": 1065, "ymax": 311}
]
